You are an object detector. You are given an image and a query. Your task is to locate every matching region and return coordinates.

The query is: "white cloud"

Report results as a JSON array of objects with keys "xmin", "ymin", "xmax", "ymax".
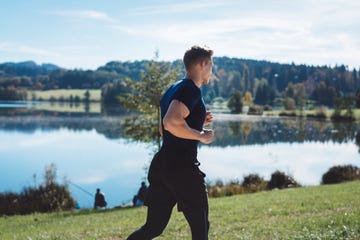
[
  {"xmin": 3, "ymin": 0, "xmax": 359, "ymax": 69},
  {"xmin": 0, "ymin": 42, "xmax": 59, "ymax": 57},
  {"xmin": 49, "ymin": 10, "xmax": 117, "ymax": 23},
  {"xmin": 109, "ymin": 0, "xmax": 359, "ymax": 67},
  {"xmin": 127, "ymin": 0, "xmax": 226, "ymax": 15}
]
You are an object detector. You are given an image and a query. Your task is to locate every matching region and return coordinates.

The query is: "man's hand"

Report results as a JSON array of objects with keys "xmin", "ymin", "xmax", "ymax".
[
  {"xmin": 204, "ymin": 111, "xmax": 214, "ymax": 126},
  {"xmin": 199, "ymin": 129, "xmax": 214, "ymax": 144}
]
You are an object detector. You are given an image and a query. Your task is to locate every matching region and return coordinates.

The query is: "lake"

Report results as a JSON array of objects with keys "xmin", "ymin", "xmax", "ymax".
[{"xmin": 0, "ymin": 102, "xmax": 359, "ymax": 208}]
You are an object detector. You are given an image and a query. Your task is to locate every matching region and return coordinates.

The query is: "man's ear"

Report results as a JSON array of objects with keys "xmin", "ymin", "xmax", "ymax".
[{"xmin": 199, "ymin": 60, "xmax": 206, "ymax": 68}]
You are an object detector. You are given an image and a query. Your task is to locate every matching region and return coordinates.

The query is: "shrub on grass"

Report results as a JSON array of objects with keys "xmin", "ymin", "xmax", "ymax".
[
  {"xmin": 267, "ymin": 171, "xmax": 301, "ymax": 190},
  {"xmin": 0, "ymin": 164, "xmax": 75, "ymax": 216},
  {"xmin": 315, "ymin": 107, "xmax": 328, "ymax": 118},
  {"xmin": 207, "ymin": 179, "xmax": 246, "ymax": 197},
  {"xmin": 242, "ymin": 173, "xmax": 267, "ymax": 192},
  {"xmin": 279, "ymin": 111, "xmax": 296, "ymax": 117},
  {"xmin": 248, "ymin": 105, "xmax": 263, "ymax": 115},
  {"xmin": 321, "ymin": 165, "xmax": 360, "ymax": 184},
  {"xmin": 263, "ymin": 105, "xmax": 272, "ymax": 111},
  {"xmin": 307, "ymin": 107, "xmax": 327, "ymax": 119}
]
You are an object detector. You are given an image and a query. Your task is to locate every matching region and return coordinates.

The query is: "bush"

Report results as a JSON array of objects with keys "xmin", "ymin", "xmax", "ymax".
[
  {"xmin": 307, "ymin": 107, "xmax": 327, "ymax": 119},
  {"xmin": 207, "ymin": 179, "xmax": 245, "ymax": 198},
  {"xmin": 227, "ymin": 90, "xmax": 243, "ymax": 113},
  {"xmin": 242, "ymin": 173, "xmax": 263, "ymax": 187},
  {"xmin": 321, "ymin": 165, "xmax": 360, "ymax": 184},
  {"xmin": 207, "ymin": 175, "xmax": 270, "ymax": 197},
  {"xmin": 248, "ymin": 105, "xmax": 263, "ymax": 115},
  {"xmin": 315, "ymin": 107, "xmax": 327, "ymax": 118},
  {"xmin": 283, "ymin": 97, "xmax": 296, "ymax": 110},
  {"xmin": 0, "ymin": 164, "xmax": 75, "ymax": 216},
  {"xmin": 279, "ymin": 111, "xmax": 296, "ymax": 117},
  {"xmin": 267, "ymin": 171, "xmax": 301, "ymax": 190},
  {"xmin": 242, "ymin": 173, "xmax": 267, "ymax": 193},
  {"xmin": 263, "ymin": 105, "xmax": 272, "ymax": 111}
]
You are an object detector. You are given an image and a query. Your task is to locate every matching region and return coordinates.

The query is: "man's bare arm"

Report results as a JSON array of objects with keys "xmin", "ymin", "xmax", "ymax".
[{"xmin": 163, "ymin": 100, "xmax": 214, "ymax": 144}]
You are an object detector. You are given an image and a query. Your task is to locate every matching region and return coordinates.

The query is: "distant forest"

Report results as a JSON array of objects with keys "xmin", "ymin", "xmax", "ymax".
[{"xmin": 0, "ymin": 58, "xmax": 359, "ymax": 108}]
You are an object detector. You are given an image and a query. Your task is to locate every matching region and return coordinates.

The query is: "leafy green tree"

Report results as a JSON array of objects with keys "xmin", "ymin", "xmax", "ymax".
[
  {"xmin": 227, "ymin": 90, "xmax": 243, "ymax": 113},
  {"xmin": 254, "ymin": 79, "xmax": 276, "ymax": 105},
  {"xmin": 356, "ymin": 90, "xmax": 360, "ymax": 108},
  {"xmin": 283, "ymin": 97, "xmax": 296, "ymax": 110},
  {"xmin": 242, "ymin": 65, "xmax": 250, "ymax": 92},
  {"xmin": 84, "ymin": 90, "xmax": 90, "ymax": 102},
  {"xmin": 0, "ymin": 86, "xmax": 27, "ymax": 100},
  {"xmin": 230, "ymin": 71, "xmax": 242, "ymax": 92},
  {"xmin": 332, "ymin": 97, "xmax": 343, "ymax": 118},
  {"xmin": 119, "ymin": 54, "xmax": 181, "ymax": 150},
  {"xmin": 343, "ymin": 95, "xmax": 355, "ymax": 120},
  {"xmin": 101, "ymin": 80, "xmax": 129, "ymax": 105},
  {"xmin": 311, "ymin": 81, "xmax": 337, "ymax": 106}
]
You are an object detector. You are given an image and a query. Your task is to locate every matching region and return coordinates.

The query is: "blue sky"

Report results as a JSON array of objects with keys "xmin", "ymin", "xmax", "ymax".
[{"xmin": 1, "ymin": 0, "xmax": 359, "ymax": 70}]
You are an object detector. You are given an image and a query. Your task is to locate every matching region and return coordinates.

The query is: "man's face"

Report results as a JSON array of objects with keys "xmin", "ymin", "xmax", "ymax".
[{"xmin": 202, "ymin": 59, "xmax": 213, "ymax": 85}]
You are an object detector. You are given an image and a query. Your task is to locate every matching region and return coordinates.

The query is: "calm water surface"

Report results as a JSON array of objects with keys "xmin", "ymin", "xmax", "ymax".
[{"xmin": 0, "ymin": 105, "xmax": 359, "ymax": 208}]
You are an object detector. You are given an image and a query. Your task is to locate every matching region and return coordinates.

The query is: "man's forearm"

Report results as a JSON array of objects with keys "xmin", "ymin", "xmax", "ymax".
[{"xmin": 163, "ymin": 119, "xmax": 202, "ymax": 141}]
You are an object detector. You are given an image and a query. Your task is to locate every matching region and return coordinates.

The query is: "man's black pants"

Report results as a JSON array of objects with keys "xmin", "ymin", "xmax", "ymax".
[
  {"xmin": 127, "ymin": 150, "xmax": 210, "ymax": 240},
  {"xmin": 126, "ymin": 204, "xmax": 209, "ymax": 240}
]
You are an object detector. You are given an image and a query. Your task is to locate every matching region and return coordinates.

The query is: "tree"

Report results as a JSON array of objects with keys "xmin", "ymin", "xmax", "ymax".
[
  {"xmin": 283, "ymin": 97, "xmax": 296, "ymax": 110},
  {"xmin": 242, "ymin": 64, "xmax": 250, "ymax": 92},
  {"xmin": 230, "ymin": 71, "xmax": 242, "ymax": 92},
  {"xmin": 293, "ymin": 83, "xmax": 306, "ymax": 111},
  {"xmin": 101, "ymin": 80, "xmax": 129, "ymax": 105},
  {"xmin": 254, "ymin": 78, "xmax": 275, "ymax": 105},
  {"xmin": 311, "ymin": 81, "xmax": 337, "ymax": 106},
  {"xmin": 284, "ymin": 82, "xmax": 306, "ymax": 110},
  {"xmin": 356, "ymin": 90, "xmax": 360, "ymax": 108},
  {"xmin": 242, "ymin": 91, "xmax": 254, "ymax": 106},
  {"xmin": 84, "ymin": 90, "xmax": 90, "ymax": 102},
  {"xmin": 119, "ymin": 54, "xmax": 181, "ymax": 150},
  {"xmin": 227, "ymin": 90, "xmax": 243, "ymax": 113},
  {"xmin": 44, "ymin": 163, "xmax": 57, "ymax": 186},
  {"xmin": 343, "ymin": 95, "xmax": 355, "ymax": 120}
]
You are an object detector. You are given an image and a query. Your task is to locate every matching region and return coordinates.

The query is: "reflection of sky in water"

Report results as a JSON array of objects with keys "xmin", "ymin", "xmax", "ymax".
[
  {"xmin": 0, "ymin": 129, "xmax": 152, "ymax": 208},
  {"xmin": 1, "ymin": 129, "xmax": 359, "ymax": 208},
  {"xmin": 199, "ymin": 143, "xmax": 359, "ymax": 186}
]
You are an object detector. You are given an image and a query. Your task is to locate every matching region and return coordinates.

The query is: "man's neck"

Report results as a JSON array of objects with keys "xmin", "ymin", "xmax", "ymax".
[{"xmin": 185, "ymin": 73, "xmax": 202, "ymax": 88}]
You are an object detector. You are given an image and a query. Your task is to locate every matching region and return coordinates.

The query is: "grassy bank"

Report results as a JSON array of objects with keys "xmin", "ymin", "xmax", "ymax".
[
  {"xmin": 1, "ymin": 181, "xmax": 359, "ymax": 239},
  {"xmin": 28, "ymin": 89, "xmax": 101, "ymax": 102},
  {"xmin": 24, "ymin": 89, "xmax": 102, "ymax": 113},
  {"xmin": 29, "ymin": 101, "xmax": 102, "ymax": 113},
  {"xmin": 263, "ymin": 109, "xmax": 360, "ymax": 121}
]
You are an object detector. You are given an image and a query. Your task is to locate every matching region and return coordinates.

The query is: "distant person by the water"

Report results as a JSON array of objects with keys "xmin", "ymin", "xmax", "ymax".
[
  {"xmin": 94, "ymin": 188, "xmax": 107, "ymax": 209},
  {"xmin": 132, "ymin": 181, "xmax": 148, "ymax": 206}
]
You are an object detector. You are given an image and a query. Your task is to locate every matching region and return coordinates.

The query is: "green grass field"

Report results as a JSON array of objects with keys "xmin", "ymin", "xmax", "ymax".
[
  {"xmin": 1, "ymin": 181, "xmax": 359, "ymax": 240},
  {"xmin": 25, "ymin": 89, "xmax": 102, "ymax": 113}
]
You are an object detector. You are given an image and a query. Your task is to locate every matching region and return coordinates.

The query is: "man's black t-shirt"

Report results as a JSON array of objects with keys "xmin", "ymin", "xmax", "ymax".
[{"xmin": 159, "ymin": 78, "xmax": 206, "ymax": 167}]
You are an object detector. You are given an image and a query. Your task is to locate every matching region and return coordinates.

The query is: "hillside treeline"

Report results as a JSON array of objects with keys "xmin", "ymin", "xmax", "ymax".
[{"xmin": 1, "ymin": 58, "xmax": 359, "ymax": 107}]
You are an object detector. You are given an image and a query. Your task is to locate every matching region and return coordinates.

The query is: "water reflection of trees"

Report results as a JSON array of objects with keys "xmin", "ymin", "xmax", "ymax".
[
  {"xmin": 0, "ymin": 110, "xmax": 126, "ymax": 140},
  {"xmin": 212, "ymin": 118, "xmax": 359, "ymax": 146},
  {"xmin": 0, "ymin": 110, "xmax": 359, "ymax": 147}
]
